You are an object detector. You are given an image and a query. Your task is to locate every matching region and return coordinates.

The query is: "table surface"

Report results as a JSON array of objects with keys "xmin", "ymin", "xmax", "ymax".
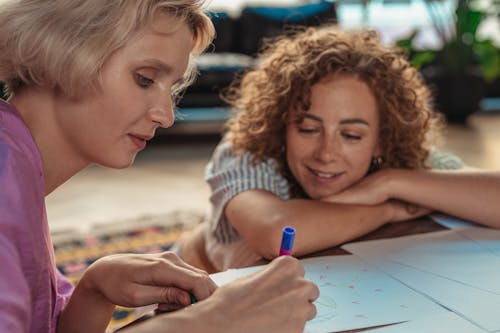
[{"xmin": 307, "ymin": 217, "xmax": 446, "ymax": 258}]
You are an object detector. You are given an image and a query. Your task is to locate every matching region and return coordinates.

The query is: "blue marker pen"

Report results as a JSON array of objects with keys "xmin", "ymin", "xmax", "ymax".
[{"xmin": 279, "ymin": 226, "xmax": 296, "ymax": 256}]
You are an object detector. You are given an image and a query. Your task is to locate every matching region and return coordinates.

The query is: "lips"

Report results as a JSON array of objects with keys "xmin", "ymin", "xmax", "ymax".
[
  {"xmin": 307, "ymin": 167, "xmax": 344, "ymax": 180},
  {"xmin": 128, "ymin": 134, "xmax": 150, "ymax": 150}
]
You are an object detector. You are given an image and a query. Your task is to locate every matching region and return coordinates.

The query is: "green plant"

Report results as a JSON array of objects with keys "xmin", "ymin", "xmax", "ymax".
[{"xmin": 397, "ymin": 0, "xmax": 500, "ymax": 82}]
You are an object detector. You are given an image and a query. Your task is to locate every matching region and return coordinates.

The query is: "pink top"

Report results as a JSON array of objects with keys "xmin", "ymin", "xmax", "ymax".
[{"xmin": 0, "ymin": 100, "xmax": 74, "ymax": 333}]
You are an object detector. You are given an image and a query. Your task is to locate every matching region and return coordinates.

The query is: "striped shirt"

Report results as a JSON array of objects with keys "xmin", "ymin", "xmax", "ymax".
[{"xmin": 203, "ymin": 140, "xmax": 464, "ymax": 271}]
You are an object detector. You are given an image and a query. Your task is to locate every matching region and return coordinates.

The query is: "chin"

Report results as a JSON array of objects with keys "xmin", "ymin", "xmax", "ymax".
[
  {"xmin": 306, "ymin": 188, "xmax": 341, "ymax": 200},
  {"xmin": 97, "ymin": 155, "xmax": 136, "ymax": 169}
]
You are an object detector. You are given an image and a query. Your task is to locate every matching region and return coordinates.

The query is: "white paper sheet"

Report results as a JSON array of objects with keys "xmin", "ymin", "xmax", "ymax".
[
  {"xmin": 343, "ymin": 231, "xmax": 500, "ymax": 331},
  {"xmin": 430, "ymin": 213, "xmax": 477, "ymax": 229},
  {"xmin": 387, "ymin": 232, "xmax": 500, "ymax": 295},
  {"xmin": 363, "ymin": 311, "xmax": 487, "ymax": 333},
  {"xmin": 458, "ymin": 226, "xmax": 500, "ymax": 258},
  {"xmin": 210, "ymin": 255, "xmax": 447, "ymax": 333}
]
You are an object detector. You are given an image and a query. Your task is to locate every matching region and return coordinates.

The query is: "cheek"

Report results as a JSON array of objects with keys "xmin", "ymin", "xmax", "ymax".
[
  {"xmin": 104, "ymin": 94, "xmax": 142, "ymax": 125},
  {"xmin": 285, "ymin": 137, "xmax": 306, "ymax": 166},
  {"xmin": 349, "ymin": 147, "xmax": 375, "ymax": 172},
  {"xmin": 285, "ymin": 146, "xmax": 297, "ymax": 170}
]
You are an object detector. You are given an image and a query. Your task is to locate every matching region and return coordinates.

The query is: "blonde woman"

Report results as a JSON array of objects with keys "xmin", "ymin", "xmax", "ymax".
[{"xmin": 0, "ymin": 1, "xmax": 318, "ymax": 332}]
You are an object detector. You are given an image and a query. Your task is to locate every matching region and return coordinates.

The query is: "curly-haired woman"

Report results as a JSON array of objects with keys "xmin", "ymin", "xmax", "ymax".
[{"xmin": 178, "ymin": 25, "xmax": 500, "ymax": 272}]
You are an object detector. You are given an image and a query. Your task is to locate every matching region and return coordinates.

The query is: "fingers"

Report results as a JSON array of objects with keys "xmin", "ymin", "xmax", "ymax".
[
  {"xmin": 158, "ymin": 251, "xmax": 208, "ymax": 275},
  {"xmin": 156, "ymin": 302, "xmax": 185, "ymax": 313},
  {"xmin": 141, "ymin": 252, "xmax": 217, "ymax": 301},
  {"xmin": 246, "ymin": 256, "xmax": 319, "ymax": 329},
  {"xmin": 267, "ymin": 255, "xmax": 305, "ymax": 277},
  {"xmin": 253, "ymin": 256, "xmax": 319, "ymax": 312},
  {"xmin": 405, "ymin": 202, "xmax": 419, "ymax": 215},
  {"xmin": 404, "ymin": 202, "xmax": 433, "ymax": 218},
  {"xmin": 270, "ymin": 258, "xmax": 319, "ymax": 324},
  {"xmin": 307, "ymin": 302, "xmax": 318, "ymax": 321},
  {"xmin": 183, "ymin": 256, "xmax": 319, "ymax": 333},
  {"xmin": 389, "ymin": 200, "xmax": 433, "ymax": 222},
  {"xmin": 83, "ymin": 252, "xmax": 218, "ymax": 310}
]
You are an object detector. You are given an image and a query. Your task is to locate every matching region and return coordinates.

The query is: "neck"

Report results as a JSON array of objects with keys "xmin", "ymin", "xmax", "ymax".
[{"xmin": 9, "ymin": 87, "xmax": 89, "ymax": 196}]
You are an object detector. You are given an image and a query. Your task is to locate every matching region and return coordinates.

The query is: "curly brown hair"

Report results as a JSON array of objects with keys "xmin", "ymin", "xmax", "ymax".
[{"xmin": 223, "ymin": 25, "xmax": 442, "ymax": 193}]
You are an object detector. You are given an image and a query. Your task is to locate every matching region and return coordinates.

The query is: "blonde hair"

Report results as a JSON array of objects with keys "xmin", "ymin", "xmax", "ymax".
[
  {"xmin": 225, "ymin": 26, "xmax": 442, "ymax": 182},
  {"xmin": 0, "ymin": 0, "xmax": 215, "ymax": 97}
]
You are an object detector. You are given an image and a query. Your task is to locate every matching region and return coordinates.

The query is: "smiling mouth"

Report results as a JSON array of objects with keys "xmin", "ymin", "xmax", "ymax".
[{"xmin": 308, "ymin": 167, "xmax": 344, "ymax": 179}]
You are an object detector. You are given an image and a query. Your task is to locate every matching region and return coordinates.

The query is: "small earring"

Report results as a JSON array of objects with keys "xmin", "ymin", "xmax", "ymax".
[{"xmin": 369, "ymin": 156, "xmax": 384, "ymax": 172}]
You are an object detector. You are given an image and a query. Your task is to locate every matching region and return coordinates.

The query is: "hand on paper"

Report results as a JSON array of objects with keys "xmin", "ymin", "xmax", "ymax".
[
  {"xmin": 80, "ymin": 252, "xmax": 217, "ymax": 309},
  {"xmin": 194, "ymin": 255, "xmax": 319, "ymax": 333}
]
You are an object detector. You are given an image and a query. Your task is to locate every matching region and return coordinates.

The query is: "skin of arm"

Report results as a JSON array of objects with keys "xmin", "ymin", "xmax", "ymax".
[
  {"xmin": 324, "ymin": 168, "xmax": 500, "ymax": 228},
  {"xmin": 112, "ymin": 256, "xmax": 319, "ymax": 333},
  {"xmin": 382, "ymin": 168, "xmax": 500, "ymax": 227},
  {"xmin": 57, "ymin": 282, "xmax": 116, "ymax": 333},
  {"xmin": 224, "ymin": 189, "xmax": 426, "ymax": 260},
  {"xmin": 57, "ymin": 253, "xmax": 217, "ymax": 333}
]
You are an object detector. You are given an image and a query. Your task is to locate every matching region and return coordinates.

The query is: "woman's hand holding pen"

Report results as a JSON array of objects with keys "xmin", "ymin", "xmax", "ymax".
[
  {"xmin": 191, "ymin": 255, "xmax": 319, "ymax": 333},
  {"xmin": 112, "ymin": 254, "xmax": 318, "ymax": 333},
  {"xmin": 78, "ymin": 252, "xmax": 217, "ymax": 310}
]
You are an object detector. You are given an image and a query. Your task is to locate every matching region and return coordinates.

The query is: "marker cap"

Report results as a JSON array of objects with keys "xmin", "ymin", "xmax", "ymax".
[{"xmin": 279, "ymin": 226, "xmax": 296, "ymax": 256}]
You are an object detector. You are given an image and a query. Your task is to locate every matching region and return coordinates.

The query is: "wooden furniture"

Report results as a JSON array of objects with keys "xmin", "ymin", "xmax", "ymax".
[{"xmin": 307, "ymin": 217, "xmax": 446, "ymax": 258}]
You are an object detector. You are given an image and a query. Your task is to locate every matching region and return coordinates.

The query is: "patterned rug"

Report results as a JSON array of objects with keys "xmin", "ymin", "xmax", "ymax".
[{"xmin": 52, "ymin": 210, "xmax": 203, "ymax": 331}]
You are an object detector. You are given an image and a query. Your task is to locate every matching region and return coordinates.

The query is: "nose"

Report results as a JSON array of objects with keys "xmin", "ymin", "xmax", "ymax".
[
  {"xmin": 149, "ymin": 96, "xmax": 175, "ymax": 129},
  {"xmin": 314, "ymin": 134, "xmax": 338, "ymax": 163}
]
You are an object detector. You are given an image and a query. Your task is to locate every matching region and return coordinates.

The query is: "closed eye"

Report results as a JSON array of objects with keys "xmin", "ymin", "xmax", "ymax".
[
  {"xmin": 298, "ymin": 128, "xmax": 319, "ymax": 134},
  {"xmin": 342, "ymin": 132, "xmax": 362, "ymax": 140},
  {"xmin": 135, "ymin": 73, "xmax": 154, "ymax": 88}
]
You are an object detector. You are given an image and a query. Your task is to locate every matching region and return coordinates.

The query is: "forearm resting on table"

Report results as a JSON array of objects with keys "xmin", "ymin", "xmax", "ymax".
[
  {"xmin": 227, "ymin": 191, "xmax": 392, "ymax": 259},
  {"xmin": 270, "ymin": 200, "xmax": 393, "ymax": 257},
  {"xmin": 387, "ymin": 169, "xmax": 500, "ymax": 228}
]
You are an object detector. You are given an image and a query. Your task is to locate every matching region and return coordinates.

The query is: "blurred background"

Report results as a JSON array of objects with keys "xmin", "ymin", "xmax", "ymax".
[
  {"xmin": 4, "ymin": 0, "xmax": 496, "ymax": 234},
  {"xmin": 167, "ymin": 0, "xmax": 500, "ymax": 133}
]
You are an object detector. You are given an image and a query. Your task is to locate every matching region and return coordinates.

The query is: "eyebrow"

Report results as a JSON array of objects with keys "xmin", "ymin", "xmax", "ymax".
[
  {"xmin": 142, "ymin": 59, "xmax": 186, "ymax": 85},
  {"xmin": 143, "ymin": 59, "xmax": 173, "ymax": 74},
  {"xmin": 302, "ymin": 113, "xmax": 371, "ymax": 127}
]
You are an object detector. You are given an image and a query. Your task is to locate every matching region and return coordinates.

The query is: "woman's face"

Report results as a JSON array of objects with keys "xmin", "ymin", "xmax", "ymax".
[
  {"xmin": 286, "ymin": 75, "xmax": 381, "ymax": 199},
  {"xmin": 56, "ymin": 12, "xmax": 193, "ymax": 169}
]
